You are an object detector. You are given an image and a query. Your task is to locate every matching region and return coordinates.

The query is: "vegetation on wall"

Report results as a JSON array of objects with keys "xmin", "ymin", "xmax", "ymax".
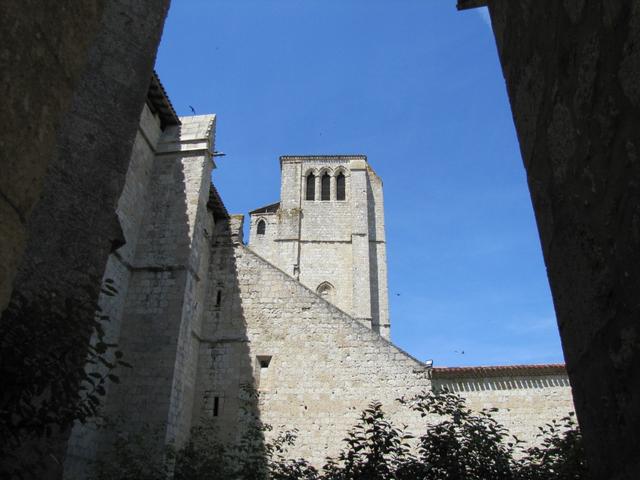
[
  {"xmin": 0, "ymin": 281, "xmax": 129, "ymax": 477},
  {"xmin": 92, "ymin": 388, "xmax": 586, "ymax": 480}
]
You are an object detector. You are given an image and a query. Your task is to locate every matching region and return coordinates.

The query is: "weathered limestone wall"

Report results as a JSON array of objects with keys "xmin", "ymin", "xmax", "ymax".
[
  {"xmin": 105, "ymin": 115, "xmax": 217, "ymax": 444},
  {"xmin": 10, "ymin": 0, "xmax": 169, "ymax": 313},
  {"xmin": 197, "ymin": 226, "xmax": 430, "ymax": 466},
  {"xmin": 97, "ymin": 103, "xmax": 165, "ymax": 351},
  {"xmin": 248, "ymin": 211, "xmax": 279, "ymax": 265},
  {"xmin": 2, "ymin": 3, "xmax": 169, "ymax": 477},
  {"xmin": 433, "ymin": 366, "xmax": 575, "ymax": 446},
  {"xmin": 366, "ymin": 166, "xmax": 389, "ymax": 337},
  {"xmin": 65, "ymin": 115, "xmax": 217, "ymax": 478},
  {"xmin": 64, "ymin": 103, "xmax": 164, "ymax": 473},
  {"xmin": 0, "ymin": 1, "xmax": 105, "ymax": 312},
  {"xmin": 474, "ymin": 1, "xmax": 640, "ymax": 478}
]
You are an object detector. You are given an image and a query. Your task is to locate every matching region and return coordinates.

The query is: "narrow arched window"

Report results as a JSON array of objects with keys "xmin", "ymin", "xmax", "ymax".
[
  {"xmin": 321, "ymin": 173, "xmax": 330, "ymax": 201},
  {"xmin": 257, "ymin": 219, "xmax": 266, "ymax": 235},
  {"xmin": 316, "ymin": 282, "xmax": 335, "ymax": 301},
  {"xmin": 336, "ymin": 172, "xmax": 345, "ymax": 200},
  {"xmin": 306, "ymin": 173, "xmax": 315, "ymax": 200}
]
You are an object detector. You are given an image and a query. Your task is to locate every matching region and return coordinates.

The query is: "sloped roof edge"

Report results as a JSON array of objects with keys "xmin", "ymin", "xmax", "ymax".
[
  {"xmin": 432, "ymin": 363, "xmax": 567, "ymax": 379},
  {"xmin": 207, "ymin": 184, "xmax": 229, "ymax": 221},
  {"xmin": 147, "ymin": 71, "xmax": 180, "ymax": 128},
  {"xmin": 250, "ymin": 202, "xmax": 280, "ymax": 215}
]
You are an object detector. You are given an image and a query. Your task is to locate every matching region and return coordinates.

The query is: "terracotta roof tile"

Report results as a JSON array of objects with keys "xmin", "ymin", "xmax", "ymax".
[{"xmin": 432, "ymin": 363, "xmax": 566, "ymax": 379}]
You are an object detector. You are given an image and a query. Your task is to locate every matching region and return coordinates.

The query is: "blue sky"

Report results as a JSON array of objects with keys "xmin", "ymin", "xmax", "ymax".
[{"xmin": 155, "ymin": 0, "xmax": 564, "ymax": 367}]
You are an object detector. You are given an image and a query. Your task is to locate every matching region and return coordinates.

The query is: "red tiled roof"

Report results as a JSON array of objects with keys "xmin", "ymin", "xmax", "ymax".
[{"xmin": 432, "ymin": 363, "xmax": 566, "ymax": 379}]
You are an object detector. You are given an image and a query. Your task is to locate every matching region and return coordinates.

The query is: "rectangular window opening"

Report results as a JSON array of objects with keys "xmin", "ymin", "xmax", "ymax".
[
  {"xmin": 256, "ymin": 355, "xmax": 273, "ymax": 390},
  {"xmin": 205, "ymin": 390, "xmax": 223, "ymax": 418}
]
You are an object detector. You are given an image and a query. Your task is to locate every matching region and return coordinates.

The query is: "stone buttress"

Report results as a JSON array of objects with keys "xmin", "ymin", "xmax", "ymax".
[{"xmin": 65, "ymin": 112, "xmax": 220, "ymax": 476}]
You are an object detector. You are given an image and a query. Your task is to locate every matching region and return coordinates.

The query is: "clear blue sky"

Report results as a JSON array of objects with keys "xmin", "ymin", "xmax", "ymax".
[{"xmin": 155, "ymin": 0, "xmax": 564, "ymax": 368}]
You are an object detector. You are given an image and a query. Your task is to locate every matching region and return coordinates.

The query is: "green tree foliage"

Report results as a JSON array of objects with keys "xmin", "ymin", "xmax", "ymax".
[
  {"xmin": 516, "ymin": 414, "xmax": 586, "ymax": 480},
  {"xmin": 0, "ymin": 282, "xmax": 129, "ymax": 477},
  {"xmin": 91, "ymin": 422, "xmax": 171, "ymax": 480},
  {"xmin": 398, "ymin": 389, "xmax": 515, "ymax": 479},
  {"xmin": 322, "ymin": 401, "xmax": 413, "ymax": 480}
]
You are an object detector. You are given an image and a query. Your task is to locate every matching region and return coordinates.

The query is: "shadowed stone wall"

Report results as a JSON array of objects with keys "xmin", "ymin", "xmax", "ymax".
[
  {"xmin": 462, "ymin": 1, "xmax": 640, "ymax": 478},
  {"xmin": 11, "ymin": 0, "xmax": 170, "ymax": 316},
  {"xmin": 64, "ymin": 115, "xmax": 218, "ymax": 478},
  {"xmin": 1, "ymin": 2, "xmax": 170, "ymax": 477},
  {"xmin": 0, "ymin": 1, "xmax": 106, "ymax": 311}
]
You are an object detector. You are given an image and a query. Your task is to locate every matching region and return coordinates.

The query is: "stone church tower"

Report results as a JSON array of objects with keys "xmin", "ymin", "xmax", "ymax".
[{"xmin": 248, "ymin": 155, "xmax": 390, "ymax": 338}]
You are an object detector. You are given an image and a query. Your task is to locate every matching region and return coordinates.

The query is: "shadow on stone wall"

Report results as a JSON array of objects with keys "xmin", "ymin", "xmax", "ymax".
[
  {"xmin": 366, "ymin": 173, "xmax": 381, "ymax": 334},
  {"xmin": 474, "ymin": 2, "xmax": 640, "ymax": 478},
  {"xmin": 0, "ymin": 2, "xmax": 169, "ymax": 479},
  {"xmin": 192, "ymin": 215, "xmax": 268, "ymax": 468},
  {"xmin": 65, "ymin": 121, "xmax": 233, "ymax": 477}
]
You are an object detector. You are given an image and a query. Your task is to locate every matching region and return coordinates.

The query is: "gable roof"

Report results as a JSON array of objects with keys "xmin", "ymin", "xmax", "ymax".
[{"xmin": 250, "ymin": 202, "xmax": 280, "ymax": 215}]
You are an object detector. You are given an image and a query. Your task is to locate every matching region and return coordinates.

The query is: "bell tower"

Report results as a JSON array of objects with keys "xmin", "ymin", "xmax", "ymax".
[{"xmin": 248, "ymin": 155, "xmax": 390, "ymax": 339}]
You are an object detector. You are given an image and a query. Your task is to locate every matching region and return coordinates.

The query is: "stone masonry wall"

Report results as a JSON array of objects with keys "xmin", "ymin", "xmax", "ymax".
[
  {"xmin": 105, "ymin": 115, "xmax": 216, "ymax": 446},
  {"xmin": 196, "ymin": 233, "xmax": 430, "ymax": 467},
  {"xmin": 478, "ymin": 1, "xmax": 640, "ymax": 478},
  {"xmin": 0, "ymin": 1, "xmax": 105, "ymax": 312},
  {"xmin": 64, "ymin": 103, "xmax": 163, "ymax": 474},
  {"xmin": 433, "ymin": 368, "xmax": 575, "ymax": 447},
  {"xmin": 366, "ymin": 166, "xmax": 389, "ymax": 336},
  {"xmin": 62, "ymin": 116, "xmax": 218, "ymax": 480},
  {"xmin": 3, "ymin": 3, "xmax": 169, "ymax": 477},
  {"xmin": 248, "ymin": 212, "xmax": 279, "ymax": 265}
]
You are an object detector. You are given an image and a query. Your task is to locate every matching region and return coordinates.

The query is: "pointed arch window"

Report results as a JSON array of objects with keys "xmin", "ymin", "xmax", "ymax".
[
  {"xmin": 306, "ymin": 173, "xmax": 315, "ymax": 200},
  {"xmin": 316, "ymin": 282, "xmax": 335, "ymax": 301},
  {"xmin": 321, "ymin": 173, "xmax": 330, "ymax": 201},
  {"xmin": 257, "ymin": 219, "xmax": 266, "ymax": 235},
  {"xmin": 336, "ymin": 172, "xmax": 346, "ymax": 201}
]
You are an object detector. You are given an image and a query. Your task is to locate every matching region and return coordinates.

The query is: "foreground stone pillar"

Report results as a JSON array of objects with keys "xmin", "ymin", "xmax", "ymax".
[
  {"xmin": 458, "ymin": 1, "xmax": 640, "ymax": 478},
  {"xmin": 1, "ymin": 1, "xmax": 170, "ymax": 477},
  {"xmin": 0, "ymin": 1, "xmax": 106, "ymax": 312}
]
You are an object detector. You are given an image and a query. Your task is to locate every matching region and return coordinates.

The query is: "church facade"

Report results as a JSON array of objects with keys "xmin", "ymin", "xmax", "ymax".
[{"xmin": 64, "ymin": 76, "xmax": 575, "ymax": 475}]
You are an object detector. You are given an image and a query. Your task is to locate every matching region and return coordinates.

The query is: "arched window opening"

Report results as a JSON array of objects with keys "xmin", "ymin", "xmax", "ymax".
[
  {"xmin": 257, "ymin": 219, "xmax": 266, "ymax": 235},
  {"xmin": 306, "ymin": 173, "xmax": 316, "ymax": 200},
  {"xmin": 316, "ymin": 282, "xmax": 335, "ymax": 301},
  {"xmin": 321, "ymin": 173, "xmax": 330, "ymax": 201},
  {"xmin": 336, "ymin": 172, "xmax": 346, "ymax": 201}
]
